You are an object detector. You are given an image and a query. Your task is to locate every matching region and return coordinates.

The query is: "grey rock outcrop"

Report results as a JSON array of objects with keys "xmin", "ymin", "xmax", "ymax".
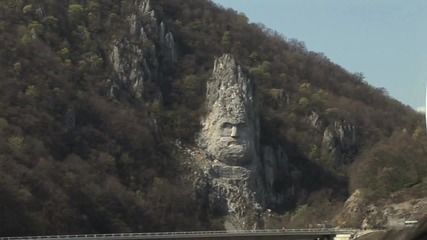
[
  {"xmin": 321, "ymin": 120, "xmax": 356, "ymax": 165},
  {"xmin": 198, "ymin": 54, "xmax": 259, "ymax": 166},
  {"xmin": 196, "ymin": 54, "xmax": 264, "ymax": 228},
  {"xmin": 164, "ymin": 31, "xmax": 177, "ymax": 62},
  {"xmin": 306, "ymin": 111, "xmax": 357, "ymax": 166},
  {"xmin": 262, "ymin": 146, "xmax": 288, "ymax": 205},
  {"xmin": 109, "ymin": 39, "xmax": 147, "ymax": 100},
  {"xmin": 333, "ymin": 189, "xmax": 365, "ymax": 227},
  {"xmin": 334, "ymin": 189, "xmax": 427, "ymax": 229},
  {"xmin": 195, "ymin": 54, "xmax": 290, "ymax": 229},
  {"xmin": 107, "ymin": 0, "xmax": 177, "ymax": 101},
  {"xmin": 308, "ymin": 111, "xmax": 322, "ymax": 131}
]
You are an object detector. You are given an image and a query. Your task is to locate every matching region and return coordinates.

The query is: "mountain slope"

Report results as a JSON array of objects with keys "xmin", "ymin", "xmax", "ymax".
[{"xmin": 0, "ymin": 0, "xmax": 425, "ymax": 236}]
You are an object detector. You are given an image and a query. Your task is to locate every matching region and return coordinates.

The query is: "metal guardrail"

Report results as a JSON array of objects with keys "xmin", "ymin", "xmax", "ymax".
[{"xmin": 1, "ymin": 228, "xmax": 358, "ymax": 240}]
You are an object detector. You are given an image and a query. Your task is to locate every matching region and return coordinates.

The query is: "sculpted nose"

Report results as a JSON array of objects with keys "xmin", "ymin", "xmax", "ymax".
[{"xmin": 231, "ymin": 126, "xmax": 238, "ymax": 138}]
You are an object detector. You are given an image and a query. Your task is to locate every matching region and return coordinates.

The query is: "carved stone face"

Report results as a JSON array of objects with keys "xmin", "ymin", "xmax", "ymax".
[
  {"xmin": 199, "ymin": 54, "xmax": 258, "ymax": 166},
  {"xmin": 209, "ymin": 118, "xmax": 254, "ymax": 165}
]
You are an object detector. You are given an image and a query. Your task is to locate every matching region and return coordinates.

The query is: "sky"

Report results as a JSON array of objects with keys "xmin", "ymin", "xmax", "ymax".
[{"xmin": 212, "ymin": 0, "xmax": 427, "ymax": 111}]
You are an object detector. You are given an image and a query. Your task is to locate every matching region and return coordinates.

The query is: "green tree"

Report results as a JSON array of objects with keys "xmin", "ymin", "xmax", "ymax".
[
  {"xmin": 8, "ymin": 136, "xmax": 25, "ymax": 152},
  {"xmin": 25, "ymin": 85, "xmax": 39, "ymax": 97},
  {"xmin": 0, "ymin": 117, "xmax": 8, "ymax": 131},
  {"xmin": 22, "ymin": 4, "xmax": 32, "ymax": 14},
  {"xmin": 221, "ymin": 31, "xmax": 231, "ymax": 48},
  {"xmin": 42, "ymin": 16, "xmax": 59, "ymax": 30},
  {"xmin": 412, "ymin": 127, "xmax": 423, "ymax": 140},
  {"xmin": 68, "ymin": 4, "xmax": 85, "ymax": 26}
]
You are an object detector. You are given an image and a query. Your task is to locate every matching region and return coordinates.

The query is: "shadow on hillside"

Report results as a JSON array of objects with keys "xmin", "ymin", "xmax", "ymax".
[{"xmin": 271, "ymin": 140, "xmax": 349, "ymax": 213}]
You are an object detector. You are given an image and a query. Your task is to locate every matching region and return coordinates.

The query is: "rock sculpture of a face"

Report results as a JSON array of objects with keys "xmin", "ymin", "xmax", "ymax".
[{"xmin": 198, "ymin": 54, "xmax": 258, "ymax": 166}]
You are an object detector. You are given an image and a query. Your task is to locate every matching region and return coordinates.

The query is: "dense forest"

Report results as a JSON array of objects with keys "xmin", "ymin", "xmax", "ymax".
[{"xmin": 0, "ymin": 0, "xmax": 426, "ymax": 236}]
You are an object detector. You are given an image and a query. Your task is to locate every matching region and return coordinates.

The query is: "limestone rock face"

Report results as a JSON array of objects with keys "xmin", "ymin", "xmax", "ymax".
[
  {"xmin": 308, "ymin": 111, "xmax": 322, "ymax": 131},
  {"xmin": 107, "ymin": 0, "xmax": 177, "ymax": 101},
  {"xmin": 335, "ymin": 189, "xmax": 427, "ymax": 229},
  {"xmin": 306, "ymin": 111, "xmax": 357, "ymax": 166},
  {"xmin": 164, "ymin": 32, "xmax": 177, "ymax": 62},
  {"xmin": 195, "ymin": 54, "xmax": 291, "ymax": 229},
  {"xmin": 198, "ymin": 54, "xmax": 258, "ymax": 166},
  {"xmin": 333, "ymin": 189, "xmax": 365, "ymax": 227},
  {"xmin": 109, "ymin": 39, "xmax": 148, "ymax": 100},
  {"xmin": 262, "ymin": 146, "xmax": 288, "ymax": 205},
  {"xmin": 196, "ymin": 54, "xmax": 265, "ymax": 228},
  {"xmin": 321, "ymin": 120, "xmax": 356, "ymax": 165}
]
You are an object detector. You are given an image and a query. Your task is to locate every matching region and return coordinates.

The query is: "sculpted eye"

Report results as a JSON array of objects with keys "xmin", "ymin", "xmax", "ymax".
[{"xmin": 220, "ymin": 122, "xmax": 233, "ymax": 136}]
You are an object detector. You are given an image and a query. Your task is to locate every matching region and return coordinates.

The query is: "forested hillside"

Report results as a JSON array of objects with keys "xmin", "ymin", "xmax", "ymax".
[{"xmin": 0, "ymin": 0, "xmax": 426, "ymax": 236}]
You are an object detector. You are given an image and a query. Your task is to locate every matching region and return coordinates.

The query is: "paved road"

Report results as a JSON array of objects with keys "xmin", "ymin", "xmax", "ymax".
[{"xmin": 0, "ymin": 228, "xmax": 357, "ymax": 240}]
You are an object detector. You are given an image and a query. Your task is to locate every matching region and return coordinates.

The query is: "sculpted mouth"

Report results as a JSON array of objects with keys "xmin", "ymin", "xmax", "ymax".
[
  {"xmin": 227, "ymin": 141, "xmax": 239, "ymax": 146},
  {"xmin": 226, "ymin": 141, "xmax": 248, "ymax": 148}
]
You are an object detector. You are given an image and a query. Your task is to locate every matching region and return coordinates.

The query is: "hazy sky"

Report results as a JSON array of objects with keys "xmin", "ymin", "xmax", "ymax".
[{"xmin": 212, "ymin": 0, "xmax": 427, "ymax": 111}]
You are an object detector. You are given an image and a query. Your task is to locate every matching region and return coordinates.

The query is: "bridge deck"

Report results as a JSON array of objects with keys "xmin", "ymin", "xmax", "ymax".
[{"xmin": 1, "ymin": 229, "xmax": 357, "ymax": 240}]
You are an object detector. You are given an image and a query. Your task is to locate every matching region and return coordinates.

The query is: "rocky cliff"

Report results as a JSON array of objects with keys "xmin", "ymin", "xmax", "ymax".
[
  {"xmin": 85, "ymin": 0, "xmax": 424, "ymax": 230},
  {"xmin": 308, "ymin": 111, "xmax": 357, "ymax": 167},
  {"xmin": 107, "ymin": 0, "xmax": 177, "ymax": 103},
  {"xmin": 105, "ymin": 1, "xmax": 277, "ymax": 228},
  {"xmin": 193, "ymin": 54, "xmax": 291, "ymax": 229},
  {"xmin": 195, "ymin": 54, "xmax": 264, "ymax": 229},
  {"xmin": 101, "ymin": 0, "xmax": 419, "ymax": 230},
  {"xmin": 334, "ymin": 189, "xmax": 427, "ymax": 229}
]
